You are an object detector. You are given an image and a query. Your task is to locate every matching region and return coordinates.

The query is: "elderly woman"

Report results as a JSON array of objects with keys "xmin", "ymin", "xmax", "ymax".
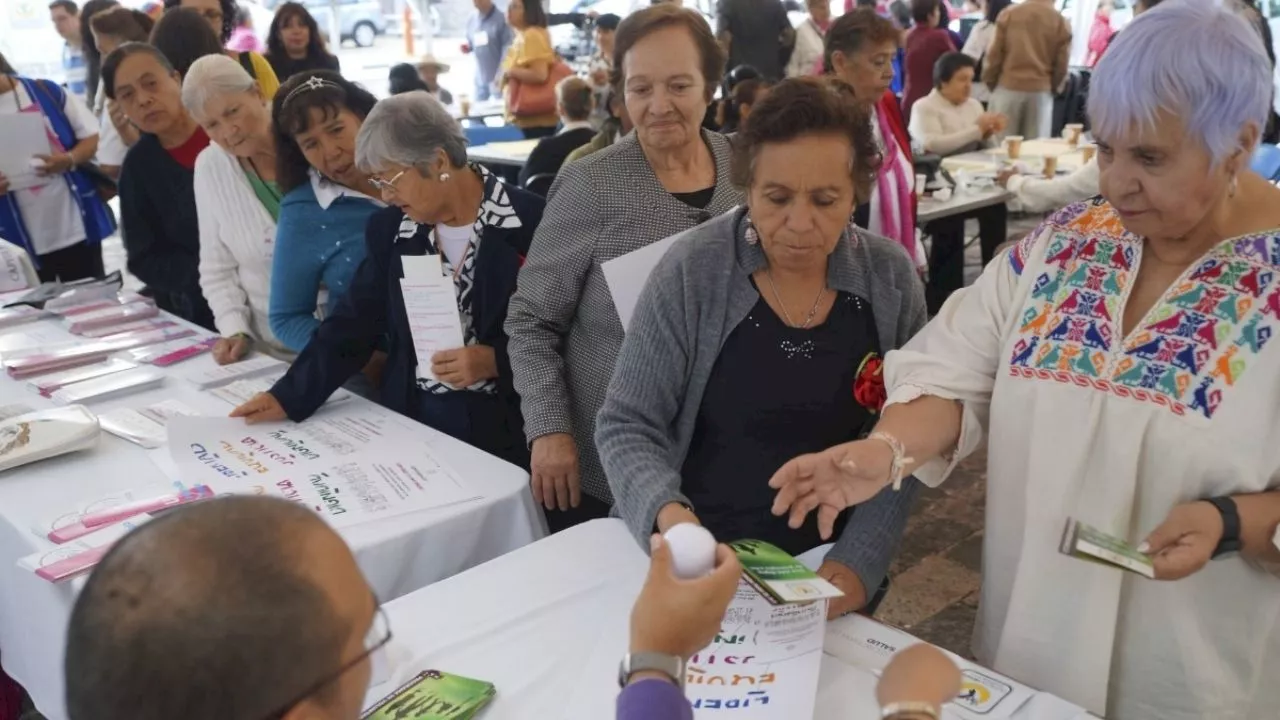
[
  {"xmin": 232, "ymin": 92, "xmax": 542, "ymax": 468},
  {"xmin": 0, "ymin": 52, "xmax": 114, "ymax": 282},
  {"xmin": 826, "ymin": 9, "xmax": 924, "ymax": 270},
  {"xmin": 267, "ymin": 71, "xmax": 382, "ymax": 355},
  {"xmin": 505, "ymin": 5, "xmax": 743, "ymax": 532},
  {"xmin": 183, "ymin": 54, "xmax": 289, "ymax": 363},
  {"xmin": 771, "ymin": 3, "xmax": 1280, "ymax": 717},
  {"xmin": 105, "ymin": 42, "xmax": 215, "ymax": 330},
  {"xmin": 597, "ymin": 78, "xmax": 925, "ymax": 619}
]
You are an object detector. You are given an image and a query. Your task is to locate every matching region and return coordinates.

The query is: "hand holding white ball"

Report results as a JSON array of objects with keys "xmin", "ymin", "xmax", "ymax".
[{"xmin": 662, "ymin": 523, "xmax": 718, "ymax": 579}]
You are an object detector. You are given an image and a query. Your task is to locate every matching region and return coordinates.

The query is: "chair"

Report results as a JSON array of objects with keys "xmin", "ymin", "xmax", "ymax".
[
  {"xmin": 1250, "ymin": 144, "xmax": 1280, "ymax": 182},
  {"xmin": 523, "ymin": 172, "xmax": 557, "ymax": 198},
  {"xmin": 464, "ymin": 124, "xmax": 524, "ymax": 147}
]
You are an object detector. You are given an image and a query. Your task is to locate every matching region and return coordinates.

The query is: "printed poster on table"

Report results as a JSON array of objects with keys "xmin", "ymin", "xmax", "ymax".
[
  {"xmin": 166, "ymin": 408, "xmax": 479, "ymax": 529},
  {"xmin": 686, "ymin": 581, "xmax": 826, "ymax": 718}
]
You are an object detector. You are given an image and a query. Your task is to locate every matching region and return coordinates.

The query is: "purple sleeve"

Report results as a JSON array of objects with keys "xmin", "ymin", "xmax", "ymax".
[{"xmin": 616, "ymin": 679, "xmax": 693, "ymax": 720}]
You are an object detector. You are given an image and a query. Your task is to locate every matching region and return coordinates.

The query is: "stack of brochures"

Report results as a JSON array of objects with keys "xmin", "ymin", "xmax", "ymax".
[{"xmin": 362, "ymin": 670, "xmax": 496, "ymax": 720}]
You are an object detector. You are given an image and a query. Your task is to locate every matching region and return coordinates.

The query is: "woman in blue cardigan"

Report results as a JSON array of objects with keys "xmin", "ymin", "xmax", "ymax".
[
  {"xmin": 233, "ymin": 91, "xmax": 542, "ymax": 469},
  {"xmin": 268, "ymin": 71, "xmax": 382, "ymax": 357}
]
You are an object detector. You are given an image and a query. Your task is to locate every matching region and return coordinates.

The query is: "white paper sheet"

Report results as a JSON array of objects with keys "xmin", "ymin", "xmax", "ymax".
[
  {"xmin": 401, "ymin": 254, "xmax": 465, "ymax": 384},
  {"xmin": 687, "ymin": 581, "xmax": 826, "ymax": 718},
  {"xmin": 600, "ymin": 233, "xmax": 682, "ymax": 332},
  {"xmin": 166, "ymin": 409, "xmax": 480, "ymax": 529},
  {"xmin": 182, "ymin": 354, "xmax": 287, "ymax": 389},
  {"xmin": 98, "ymin": 399, "xmax": 200, "ymax": 449},
  {"xmin": 0, "ymin": 114, "xmax": 54, "ymax": 192}
]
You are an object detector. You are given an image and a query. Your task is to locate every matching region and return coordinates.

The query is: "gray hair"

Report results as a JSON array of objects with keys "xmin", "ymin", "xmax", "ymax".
[
  {"xmin": 180, "ymin": 54, "xmax": 257, "ymax": 122},
  {"xmin": 354, "ymin": 91, "xmax": 469, "ymax": 174}
]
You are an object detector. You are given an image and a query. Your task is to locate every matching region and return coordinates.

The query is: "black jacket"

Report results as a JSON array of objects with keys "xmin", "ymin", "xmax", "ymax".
[
  {"xmin": 117, "ymin": 134, "xmax": 215, "ymax": 330},
  {"xmin": 271, "ymin": 173, "xmax": 544, "ymax": 467},
  {"xmin": 517, "ymin": 127, "xmax": 596, "ymax": 191}
]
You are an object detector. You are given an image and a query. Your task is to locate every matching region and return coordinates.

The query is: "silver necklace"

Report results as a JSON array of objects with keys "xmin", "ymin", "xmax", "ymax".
[{"xmin": 765, "ymin": 268, "xmax": 827, "ymax": 329}]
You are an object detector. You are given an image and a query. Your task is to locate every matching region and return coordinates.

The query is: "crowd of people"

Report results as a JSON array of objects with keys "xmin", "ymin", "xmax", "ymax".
[{"xmin": 0, "ymin": 0, "xmax": 1277, "ymax": 718}]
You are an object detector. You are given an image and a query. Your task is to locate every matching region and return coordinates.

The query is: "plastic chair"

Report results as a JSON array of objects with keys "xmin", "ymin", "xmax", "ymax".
[
  {"xmin": 1250, "ymin": 144, "xmax": 1280, "ymax": 182},
  {"xmin": 464, "ymin": 124, "xmax": 524, "ymax": 147},
  {"xmin": 523, "ymin": 172, "xmax": 557, "ymax": 198}
]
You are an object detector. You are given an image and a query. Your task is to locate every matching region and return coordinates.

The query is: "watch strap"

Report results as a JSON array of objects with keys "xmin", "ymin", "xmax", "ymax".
[
  {"xmin": 618, "ymin": 652, "xmax": 685, "ymax": 690},
  {"xmin": 1205, "ymin": 496, "xmax": 1242, "ymax": 558},
  {"xmin": 881, "ymin": 701, "xmax": 941, "ymax": 719}
]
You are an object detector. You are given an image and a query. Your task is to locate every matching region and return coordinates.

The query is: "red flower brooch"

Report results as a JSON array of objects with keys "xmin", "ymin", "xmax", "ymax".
[{"xmin": 854, "ymin": 352, "xmax": 886, "ymax": 414}]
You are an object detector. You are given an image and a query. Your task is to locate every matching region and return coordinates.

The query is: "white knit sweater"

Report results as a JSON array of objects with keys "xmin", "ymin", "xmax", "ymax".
[{"xmin": 192, "ymin": 143, "xmax": 290, "ymax": 358}]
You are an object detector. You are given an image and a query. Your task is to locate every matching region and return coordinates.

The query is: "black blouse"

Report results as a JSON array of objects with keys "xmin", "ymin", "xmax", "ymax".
[{"xmin": 680, "ymin": 290, "xmax": 881, "ymax": 555}]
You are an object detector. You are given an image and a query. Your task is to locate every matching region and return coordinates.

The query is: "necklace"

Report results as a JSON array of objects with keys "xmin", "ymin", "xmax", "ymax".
[{"xmin": 765, "ymin": 268, "xmax": 827, "ymax": 329}]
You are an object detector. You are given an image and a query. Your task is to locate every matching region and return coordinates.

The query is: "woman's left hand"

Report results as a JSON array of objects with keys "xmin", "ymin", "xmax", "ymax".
[
  {"xmin": 1140, "ymin": 500, "xmax": 1224, "ymax": 580},
  {"xmin": 431, "ymin": 345, "xmax": 497, "ymax": 388},
  {"xmin": 34, "ymin": 153, "xmax": 74, "ymax": 176},
  {"xmin": 818, "ymin": 560, "xmax": 868, "ymax": 619}
]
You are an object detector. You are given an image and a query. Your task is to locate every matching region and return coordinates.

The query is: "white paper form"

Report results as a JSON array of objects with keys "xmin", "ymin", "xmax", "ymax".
[
  {"xmin": 400, "ymin": 254, "xmax": 465, "ymax": 384},
  {"xmin": 601, "ymin": 233, "xmax": 682, "ymax": 332},
  {"xmin": 0, "ymin": 114, "xmax": 54, "ymax": 192}
]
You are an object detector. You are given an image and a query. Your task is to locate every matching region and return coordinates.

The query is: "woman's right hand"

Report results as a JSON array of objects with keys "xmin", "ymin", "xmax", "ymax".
[
  {"xmin": 213, "ymin": 335, "xmax": 252, "ymax": 365},
  {"xmin": 769, "ymin": 439, "xmax": 895, "ymax": 540},
  {"xmin": 229, "ymin": 392, "xmax": 287, "ymax": 424},
  {"xmin": 531, "ymin": 432, "xmax": 580, "ymax": 511}
]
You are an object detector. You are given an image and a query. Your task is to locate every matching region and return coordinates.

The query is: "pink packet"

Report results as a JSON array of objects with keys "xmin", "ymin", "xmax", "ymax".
[
  {"xmin": 67, "ymin": 303, "xmax": 159, "ymax": 334},
  {"xmin": 148, "ymin": 336, "xmax": 218, "ymax": 366},
  {"xmin": 79, "ymin": 319, "xmax": 175, "ymax": 339}
]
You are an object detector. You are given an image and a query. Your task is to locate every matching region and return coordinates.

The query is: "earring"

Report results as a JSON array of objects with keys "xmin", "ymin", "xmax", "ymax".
[
  {"xmin": 1229, "ymin": 173, "xmax": 1239, "ymax": 198},
  {"xmin": 744, "ymin": 214, "xmax": 760, "ymax": 245},
  {"xmin": 439, "ymin": 172, "xmax": 451, "ymax": 182}
]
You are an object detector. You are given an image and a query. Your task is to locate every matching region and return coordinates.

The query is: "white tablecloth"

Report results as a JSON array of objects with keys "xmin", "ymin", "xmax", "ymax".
[
  {"xmin": 369, "ymin": 520, "xmax": 1098, "ymax": 720},
  {"xmin": 0, "ymin": 315, "xmax": 544, "ymax": 719}
]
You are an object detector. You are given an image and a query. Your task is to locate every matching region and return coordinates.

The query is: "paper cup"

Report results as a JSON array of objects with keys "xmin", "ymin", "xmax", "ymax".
[
  {"xmin": 459, "ymin": 95, "xmax": 472, "ymax": 117},
  {"xmin": 1042, "ymin": 155, "xmax": 1058, "ymax": 179},
  {"xmin": 915, "ymin": 173, "xmax": 928, "ymax": 198},
  {"xmin": 1005, "ymin": 136, "xmax": 1024, "ymax": 159},
  {"xmin": 1081, "ymin": 144, "xmax": 1097, "ymax": 164},
  {"xmin": 1063, "ymin": 123, "xmax": 1084, "ymax": 147}
]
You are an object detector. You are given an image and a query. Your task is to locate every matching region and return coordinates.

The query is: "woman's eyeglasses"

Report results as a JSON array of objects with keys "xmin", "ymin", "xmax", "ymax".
[{"xmin": 368, "ymin": 170, "xmax": 408, "ymax": 192}]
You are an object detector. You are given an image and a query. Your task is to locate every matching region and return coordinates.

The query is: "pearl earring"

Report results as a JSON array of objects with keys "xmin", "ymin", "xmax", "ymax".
[{"xmin": 439, "ymin": 172, "xmax": 451, "ymax": 182}]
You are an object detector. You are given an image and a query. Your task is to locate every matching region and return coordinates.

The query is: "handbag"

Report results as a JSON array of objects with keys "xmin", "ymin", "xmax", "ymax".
[{"xmin": 509, "ymin": 59, "xmax": 575, "ymax": 118}]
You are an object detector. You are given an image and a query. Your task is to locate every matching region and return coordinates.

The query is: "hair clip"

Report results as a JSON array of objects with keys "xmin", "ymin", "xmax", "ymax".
[{"xmin": 283, "ymin": 75, "xmax": 339, "ymax": 106}]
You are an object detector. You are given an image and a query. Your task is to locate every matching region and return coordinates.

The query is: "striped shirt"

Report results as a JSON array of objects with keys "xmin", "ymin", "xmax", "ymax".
[{"xmin": 62, "ymin": 43, "xmax": 87, "ymax": 102}]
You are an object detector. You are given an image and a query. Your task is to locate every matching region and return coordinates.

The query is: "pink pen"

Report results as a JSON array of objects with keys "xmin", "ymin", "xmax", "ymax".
[
  {"xmin": 36, "ymin": 545, "xmax": 112, "ymax": 582},
  {"xmin": 150, "ymin": 337, "xmax": 219, "ymax": 367},
  {"xmin": 80, "ymin": 485, "xmax": 215, "ymax": 529}
]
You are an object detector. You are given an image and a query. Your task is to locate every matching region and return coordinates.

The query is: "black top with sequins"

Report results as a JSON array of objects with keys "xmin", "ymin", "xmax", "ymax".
[{"xmin": 679, "ymin": 290, "xmax": 881, "ymax": 555}]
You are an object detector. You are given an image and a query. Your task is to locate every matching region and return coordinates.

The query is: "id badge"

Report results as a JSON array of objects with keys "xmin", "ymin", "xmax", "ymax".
[{"xmin": 473, "ymin": 29, "xmax": 489, "ymax": 47}]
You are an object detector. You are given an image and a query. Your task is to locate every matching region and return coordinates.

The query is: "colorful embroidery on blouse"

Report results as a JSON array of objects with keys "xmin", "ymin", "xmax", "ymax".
[{"xmin": 1006, "ymin": 199, "xmax": 1280, "ymax": 420}]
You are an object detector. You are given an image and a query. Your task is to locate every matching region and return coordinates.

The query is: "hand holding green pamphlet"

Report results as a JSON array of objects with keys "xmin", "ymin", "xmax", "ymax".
[
  {"xmin": 362, "ymin": 670, "xmax": 496, "ymax": 720},
  {"xmin": 1059, "ymin": 518, "xmax": 1155, "ymax": 578},
  {"xmin": 728, "ymin": 539, "xmax": 846, "ymax": 605}
]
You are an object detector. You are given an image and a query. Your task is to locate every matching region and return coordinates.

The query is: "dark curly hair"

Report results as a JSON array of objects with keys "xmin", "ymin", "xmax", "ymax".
[
  {"xmin": 163, "ymin": 0, "xmax": 236, "ymax": 42},
  {"xmin": 265, "ymin": 3, "xmax": 333, "ymax": 71},
  {"xmin": 272, "ymin": 70, "xmax": 379, "ymax": 194},
  {"xmin": 823, "ymin": 8, "xmax": 901, "ymax": 75},
  {"xmin": 731, "ymin": 77, "xmax": 881, "ymax": 204}
]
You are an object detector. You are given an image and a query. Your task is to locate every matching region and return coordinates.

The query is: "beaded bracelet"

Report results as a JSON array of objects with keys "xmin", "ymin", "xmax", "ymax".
[{"xmin": 867, "ymin": 431, "xmax": 913, "ymax": 491}]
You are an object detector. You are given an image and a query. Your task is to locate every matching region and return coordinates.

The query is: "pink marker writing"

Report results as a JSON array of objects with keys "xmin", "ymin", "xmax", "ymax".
[{"xmin": 80, "ymin": 485, "xmax": 215, "ymax": 529}]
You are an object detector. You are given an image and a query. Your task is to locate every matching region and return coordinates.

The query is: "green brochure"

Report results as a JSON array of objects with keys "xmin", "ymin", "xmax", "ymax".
[
  {"xmin": 1059, "ymin": 518, "xmax": 1155, "ymax": 578},
  {"xmin": 362, "ymin": 670, "xmax": 496, "ymax": 720},
  {"xmin": 729, "ymin": 539, "xmax": 846, "ymax": 605}
]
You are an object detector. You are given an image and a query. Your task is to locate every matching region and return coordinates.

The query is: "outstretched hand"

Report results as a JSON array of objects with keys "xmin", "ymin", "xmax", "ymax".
[{"xmin": 769, "ymin": 440, "xmax": 895, "ymax": 540}]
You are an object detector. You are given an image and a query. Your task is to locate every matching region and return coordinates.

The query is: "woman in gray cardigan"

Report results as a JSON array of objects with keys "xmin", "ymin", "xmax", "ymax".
[
  {"xmin": 505, "ymin": 5, "xmax": 743, "ymax": 532},
  {"xmin": 596, "ymin": 77, "xmax": 927, "ymax": 619}
]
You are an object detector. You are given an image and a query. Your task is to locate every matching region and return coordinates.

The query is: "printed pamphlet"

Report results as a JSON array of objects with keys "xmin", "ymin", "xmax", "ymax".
[
  {"xmin": 362, "ymin": 670, "xmax": 496, "ymax": 720},
  {"xmin": 729, "ymin": 539, "xmax": 845, "ymax": 605}
]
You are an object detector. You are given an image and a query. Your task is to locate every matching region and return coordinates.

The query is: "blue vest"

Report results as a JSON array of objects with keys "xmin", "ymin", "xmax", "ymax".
[{"xmin": 0, "ymin": 77, "xmax": 115, "ymax": 265}]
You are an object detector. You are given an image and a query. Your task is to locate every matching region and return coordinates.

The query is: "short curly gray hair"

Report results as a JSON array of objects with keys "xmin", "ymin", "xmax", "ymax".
[{"xmin": 354, "ymin": 91, "xmax": 468, "ymax": 174}]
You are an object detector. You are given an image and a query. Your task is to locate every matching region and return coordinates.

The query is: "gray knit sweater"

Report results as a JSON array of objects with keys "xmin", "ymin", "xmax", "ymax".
[{"xmin": 595, "ymin": 207, "xmax": 927, "ymax": 594}]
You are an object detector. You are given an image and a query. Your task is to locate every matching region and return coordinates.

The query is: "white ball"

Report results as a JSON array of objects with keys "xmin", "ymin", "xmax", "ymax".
[{"xmin": 663, "ymin": 523, "xmax": 717, "ymax": 579}]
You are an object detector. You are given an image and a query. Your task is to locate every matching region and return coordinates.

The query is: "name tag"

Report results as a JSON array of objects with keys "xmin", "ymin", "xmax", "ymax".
[{"xmin": 473, "ymin": 29, "xmax": 489, "ymax": 47}]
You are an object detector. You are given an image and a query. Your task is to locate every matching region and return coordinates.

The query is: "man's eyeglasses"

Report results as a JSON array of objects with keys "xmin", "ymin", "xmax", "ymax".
[
  {"xmin": 262, "ymin": 599, "xmax": 394, "ymax": 720},
  {"xmin": 368, "ymin": 170, "xmax": 408, "ymax": 193}
]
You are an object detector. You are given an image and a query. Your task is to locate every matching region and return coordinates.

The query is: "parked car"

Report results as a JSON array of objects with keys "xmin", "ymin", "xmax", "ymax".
[{"xmin": 266, "ymin": 0, "xmax": 390, "ymax": 48}]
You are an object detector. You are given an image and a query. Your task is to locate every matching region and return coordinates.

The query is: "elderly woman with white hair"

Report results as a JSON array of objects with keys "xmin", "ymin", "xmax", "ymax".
[
  {"xmin": 769, "ymin": 2, "xmax": 1280, "ymax": 717},
  {"xmin": 232, "ymin": 91, "xmax": 543, "ymax": 469},
  {"xmin": 183, "ymin": 53, "xmax": 289, "ymax": 363}
]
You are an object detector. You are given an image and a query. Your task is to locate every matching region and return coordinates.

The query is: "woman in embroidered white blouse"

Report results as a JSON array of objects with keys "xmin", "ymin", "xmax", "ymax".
[
  {"xmin": 182, "ymin": 54, "xmax": 290, "ymax": 364},
  {"xmin": 772, "ymin": 4, "xmax": 1280, "ymax": 718}
]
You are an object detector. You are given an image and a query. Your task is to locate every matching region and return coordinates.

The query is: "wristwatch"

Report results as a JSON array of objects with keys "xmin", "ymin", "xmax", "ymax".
[
  {"xmin": 1205, "ymin": 496, "xmax": 1242, "ymax": 558},
  {"xmin": 617, "ymin": 652, "xmax": 685, "ymax": 690},
  {"xmin": 881, "ymin": 701, "xmax": 940, "ymax": 719}
]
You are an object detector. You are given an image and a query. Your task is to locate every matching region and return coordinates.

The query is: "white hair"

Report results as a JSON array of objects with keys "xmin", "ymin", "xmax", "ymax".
[
  {"xmin": 354, "ymin": 91, "xmax": 468, "ymax": 173},
  {"xmin": 180, "ymin": 54, "xmax": 257, "ymax": 122}
]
